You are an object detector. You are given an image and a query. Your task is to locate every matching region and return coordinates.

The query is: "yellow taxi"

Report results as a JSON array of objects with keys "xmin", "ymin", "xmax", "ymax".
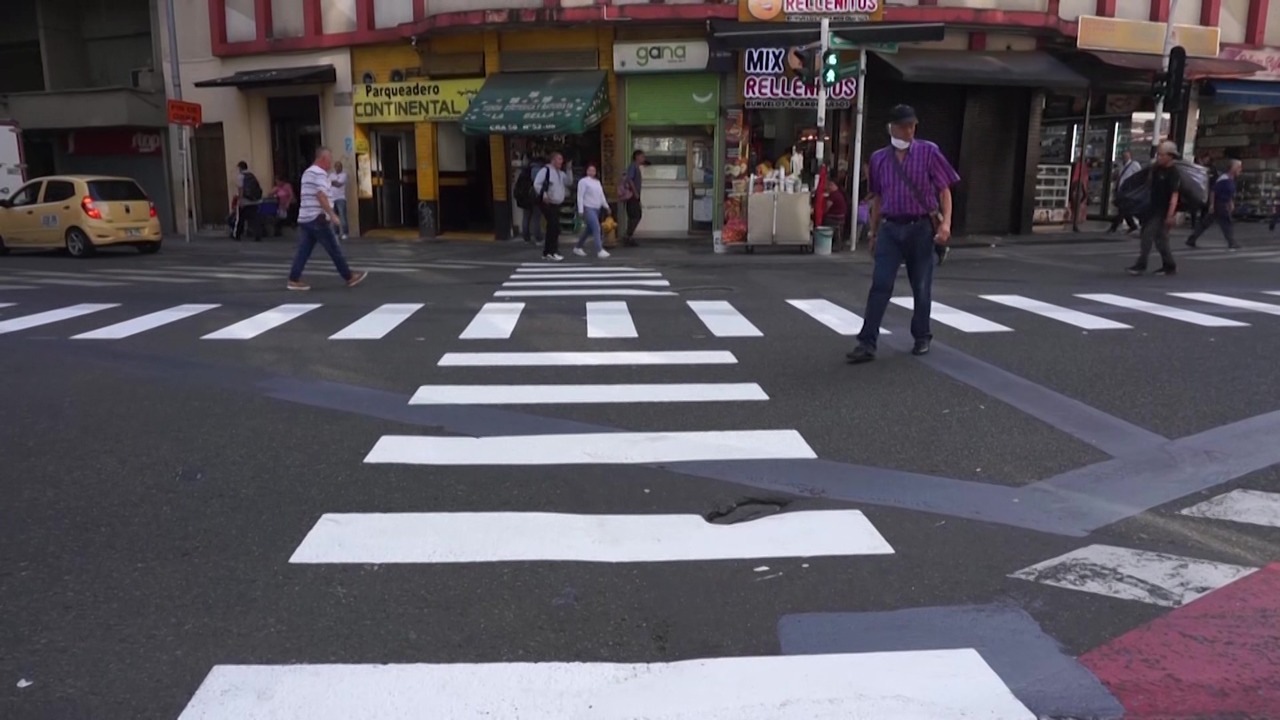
[{"xmin": 0, "ymin": 175, "xmax": 163, "ymax": 257}]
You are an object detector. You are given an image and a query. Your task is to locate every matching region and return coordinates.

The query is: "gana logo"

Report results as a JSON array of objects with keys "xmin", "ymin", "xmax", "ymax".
[{"xmin": 636, "ymin": 44, "xmax": 687, "ymax": 67}]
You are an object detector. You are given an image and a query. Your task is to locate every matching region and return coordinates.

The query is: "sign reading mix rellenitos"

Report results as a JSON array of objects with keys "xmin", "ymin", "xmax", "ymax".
[
  {"xmin": 353, "ymin": 79, "xmax": 484, "ymax": 123},
  {"xmin": 740, "ymin": 0, "xmax": 883, "ymax": 23}
]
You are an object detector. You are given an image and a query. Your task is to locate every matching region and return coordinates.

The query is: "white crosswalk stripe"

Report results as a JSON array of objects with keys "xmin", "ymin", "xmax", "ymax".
[
  {"xmin": 6, "ymin": 274, "xmax": 125, "ymax": 287},
  {"xmin": 892, "ymin": 297, "xmax": 1013, "ymax": 332},
  {"xmin": 515, "ymin": 264, "xmax": 653, "ymax": 272},
  {"xmin": 514, "ymin": 272, "xmax": 663, "ymax": 280},
  {"xmin": 504, "ymin": 278, "xmax": 671, "ymax": 287},
  {"xmin": 0, "ymin": 303, "xmax": 118, "ymax": 335},
  {"xmin": 201, "ymin": 304, "xmax": 321, "ymax": 340},
  {"xmin": 438, "ymin": 350, "xmax": 737, "ymax": 367},
  {"xmin": 459, "ymin": 302, "xmax": 523, "ymax": 339},
  {"xmin": 495, "ymin": 288, "xmax": 677, "ymax": 297},
  {"xmin": 1076, "ymin": 293, "xmax": 1249, "ymax": 327},
  {"xmin": 586, "ymin": 301, "xmax": 637, "ymax": 338},
  {"xmin": 409, "ymin": 382, "xmax": 769, "ymax": 405},
  {"xmin": 980, "ymin": 295, "xmax": 1131, "ymax": 330},
  {"xmin": 1169, "ymin": 291, "xmax": 1280, "ymax": 316},
  {"xmin": 0, "ymin": 285, "xmax": 38, "ymax": 291},
  {"xmin": 290, "ymin": 510, "xmax": 892, "ymax": 564},
  {"xmin": 1010, "ymin": 544, "xmax": 1256, "ymax": 608},
  {"xmin": 179, "ymin": 650, "xmax": 1033, "ymax": 719},
  {"xmin": 688, "ymin": 300, "xmax": 763, "ymax": 337},
  {"xmin": 787, "ymin": 298, "xmax": 876, "ymax": 335},
  {"xmin": 72, "ymin": 304, "xmax": 219, "ymax": 340},
  {"xmin": 328, "ymin": 303, "xmax": 423, "ymax": 340},
  {"xmin": 1179, "ymin": 489, "xmax": 1280, "ymax": 529},
  {"xmin": 365, "ymin": 430, "xmax": 816, "ymax": 465}
]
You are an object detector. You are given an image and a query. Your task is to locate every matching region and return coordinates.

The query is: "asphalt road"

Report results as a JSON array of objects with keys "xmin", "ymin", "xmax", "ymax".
[{"xmin": 2, "ymin": 232, "xmax": 1278, "ymax": 719}]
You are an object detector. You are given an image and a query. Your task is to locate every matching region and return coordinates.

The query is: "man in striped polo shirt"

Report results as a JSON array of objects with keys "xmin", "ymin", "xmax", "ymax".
[
  {"xmin": 287, "ymin": 147, "xmax": 367, "ymax": 291},
  {"xmin": 848, "ymin": 104, "xmax": 960, "ymax": 364}
]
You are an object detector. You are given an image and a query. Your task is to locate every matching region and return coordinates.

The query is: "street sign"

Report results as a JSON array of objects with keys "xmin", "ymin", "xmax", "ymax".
[
  {"xmin": 828, "ymin": 37, "xmax": 898, "ymax": 53},
  {"xmin": 1077, "ymin": 15, "xmax": 1219, "ymax": 59},
  {"xmin": 167, "ymin": 99, "xmax": 202, "ymax": 127}
]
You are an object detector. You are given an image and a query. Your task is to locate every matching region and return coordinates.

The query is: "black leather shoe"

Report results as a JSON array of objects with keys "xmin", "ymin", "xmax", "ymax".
[
  {"xmin": 912, "ymin": 339, "xmax": 931, "ymax": 356},
  {"xmin": 846, "ymin": 345, "xmax": 876, "ymax": 364}
]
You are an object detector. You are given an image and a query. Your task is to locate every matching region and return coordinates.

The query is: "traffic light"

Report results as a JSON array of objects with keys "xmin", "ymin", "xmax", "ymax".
[
  {"xmin": 1167, "ymin": 45, "xmax": 1187, "ymax": 108},
  {"xmin": 821, "ymin": 50, "xmax": 840, "ymax": 86}
]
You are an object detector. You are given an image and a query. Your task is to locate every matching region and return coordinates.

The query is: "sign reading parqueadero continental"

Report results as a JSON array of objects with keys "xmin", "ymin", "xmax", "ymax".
[{"xmin": 353, "ymin": 79, "xmax": 484, "ymax": 123}]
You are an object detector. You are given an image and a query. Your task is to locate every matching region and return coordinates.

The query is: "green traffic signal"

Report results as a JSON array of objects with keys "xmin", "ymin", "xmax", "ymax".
[{"xmin": 822, "ymin": 50, "xmax": 840, "ymax": 86}]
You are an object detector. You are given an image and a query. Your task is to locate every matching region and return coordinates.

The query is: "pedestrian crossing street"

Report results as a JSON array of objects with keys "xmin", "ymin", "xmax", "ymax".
[
  {"xmin": 1011, "ymin": 488, "xmax": 1280, "ymax": 608},
  {"xmin": 5, "ymin": 289, "xmax": 1280, "ymax": 342},
  {"xmin": 0, "ymin": 259, "xmax": 481, "ymax": 291},
  {"xmin": 175, "ymin": 271, "xmax": 1047, "ymax": 718}
]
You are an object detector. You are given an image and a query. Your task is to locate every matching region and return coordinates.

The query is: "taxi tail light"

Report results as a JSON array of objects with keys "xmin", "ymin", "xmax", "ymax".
[
  {"xmin": 80, "ymin": 196, "xmax": 102, "ymax": 220},
  {"xmin": 148, "ymin": 201, "xmax": 156, "ymax": 217}
]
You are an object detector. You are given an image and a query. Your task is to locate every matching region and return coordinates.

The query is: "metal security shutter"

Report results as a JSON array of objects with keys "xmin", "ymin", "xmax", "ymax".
[
  {"xmin": 626, "ymin": 74, "xmax": 719, "ymax": 127},
  {"xmin": 956, "ymin": 86, "xmax": 1032, "ymax": 235}
]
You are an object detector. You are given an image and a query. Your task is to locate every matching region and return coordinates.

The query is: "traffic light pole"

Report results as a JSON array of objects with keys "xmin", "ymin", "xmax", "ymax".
[
  {"xmin": 814, "ymin": 18, "xmax": 830, "ymax": 228},
  {"xmin": 1149, "ymin": 0, "xmax": 1179, "ymax": 158}
]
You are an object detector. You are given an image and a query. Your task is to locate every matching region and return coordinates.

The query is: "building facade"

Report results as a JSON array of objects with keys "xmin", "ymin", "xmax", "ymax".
[
  {"xmin": 0, "ymin": 0, "xmax": 176, "ymax": 231},
  {"xmin": 161, "ymin": 0, "xmax": 1280, "ymax": 240}
]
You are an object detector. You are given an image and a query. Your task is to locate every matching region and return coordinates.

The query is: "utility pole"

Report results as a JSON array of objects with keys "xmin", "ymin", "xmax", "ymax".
[
  {"xmin": 164, "ymin": 0, "xmax": 193, "ymax": 242},
  {"xmin": 848, "ymin": 47, "xmax": 867, "ymax": 251},
  {"xmin": 1149, "ymin": 0, "xmax": 1179, "ymax": 158},
  {"xmin": 814, "ymin": 18, "xmax": 830, "ymax": 229}
]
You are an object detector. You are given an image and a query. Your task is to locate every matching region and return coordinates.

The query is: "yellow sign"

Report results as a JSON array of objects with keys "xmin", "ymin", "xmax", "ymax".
[
  {"xmin": 739, "ymin": 0, "xmax": 883, "ymax": 23},
  {"xmin": 353, "ymin": 79, "xmax": 484, "ymax": 123},
  {"xmin": 1077, "ymin": 15, "xmax": 1220, "ymax": 59}
]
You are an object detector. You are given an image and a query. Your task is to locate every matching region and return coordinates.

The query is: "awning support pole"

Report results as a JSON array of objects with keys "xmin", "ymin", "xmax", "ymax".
[
  {"xmin": 849, "ymin": 48, "xmax": 867, "ymax": 251},
  {"xmin": 1074, "ymin": 90, "xmax": 1093, "ymax": 233}
]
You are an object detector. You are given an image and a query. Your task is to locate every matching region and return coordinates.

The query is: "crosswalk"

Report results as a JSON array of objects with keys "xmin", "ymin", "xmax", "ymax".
[
  {"xmin": 176, "ymin": 268, "xmax": 1047, "ymax": 718},
  {"xmin": 4, "ymin": 289, "xmax": 1280, "ymax": 342},
  {"xmin": 493, "ymin": 263, "xmax": 677, "ymax": 297},
  {"xmin": 0, "ymin": 258, "xmax": 481, "ymax": 291},
  {"xmin": 1011, "ymin": 488, "xmax": 1280, "ymax": 607}
]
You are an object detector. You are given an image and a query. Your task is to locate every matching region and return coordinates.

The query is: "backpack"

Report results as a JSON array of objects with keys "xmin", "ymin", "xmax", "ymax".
[
  {"xmin": 514, "ymin": 165, "xmax": 536, "ymax": 209},
  {"xmin": 242, "ymin": 172, "xmax": 263, "ymax": 202},
  {"xmin": 618, "ymin": 172, "xmax": 636, "ymax": 201}
]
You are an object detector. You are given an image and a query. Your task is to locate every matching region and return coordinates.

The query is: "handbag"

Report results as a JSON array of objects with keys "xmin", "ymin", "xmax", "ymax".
[{"xmin": 887, "ymin": 153, "xmax": 944, "ymax": 232}]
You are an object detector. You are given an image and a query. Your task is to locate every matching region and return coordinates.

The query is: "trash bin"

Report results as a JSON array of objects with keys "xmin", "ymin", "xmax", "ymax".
[{"xmin": 813, "ymin": 226, "xmax": 834, "ymax": 256}]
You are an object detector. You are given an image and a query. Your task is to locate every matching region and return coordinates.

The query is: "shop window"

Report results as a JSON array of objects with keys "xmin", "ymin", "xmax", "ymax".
[
  {"xmin": 321, "ymin": 0, "xmax": 357, "ymax": 34},
  {"xmin": 270, "ymin": 0, "xmax": 305, "ymax": 38},
  {"xmin": 437, "ymin": 123, "xmax": 467, "ymax": 173}
]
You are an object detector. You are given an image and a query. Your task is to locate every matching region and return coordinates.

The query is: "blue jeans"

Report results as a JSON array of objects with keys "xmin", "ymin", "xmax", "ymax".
[
  {"xmin": 333, "ymin": 199, "xmax": 349, "ymax": 236},
  {"xmin": 576, "ymin": 207, "xmax": 603, "ymax": 253},
  {"xmin": 857, "ymin": 217, "xmax": 936, "ymax": 349},
  {"xmin": 290, "ymin": 217, "xmax": 353, "ymax": 282}
]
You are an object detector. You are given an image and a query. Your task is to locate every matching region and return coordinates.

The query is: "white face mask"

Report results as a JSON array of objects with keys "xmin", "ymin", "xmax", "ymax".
[{"xmin": 890, "ymin": 137, "xmax": 912, "ymax": 150}]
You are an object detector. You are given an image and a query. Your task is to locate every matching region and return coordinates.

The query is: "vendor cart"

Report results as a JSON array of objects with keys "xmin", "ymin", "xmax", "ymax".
[{"xmin": 743, "ymin": 175, "xmax": 813, "ymax": 253}]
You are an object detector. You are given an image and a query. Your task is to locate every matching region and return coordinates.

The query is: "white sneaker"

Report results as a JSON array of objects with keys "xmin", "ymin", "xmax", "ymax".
[
  {"xmin": 543, "ymin": 253, "xmax": 563, "ymax": 262},
  {"xmin": 597, "ymin": 250, "xmax": 611, "ymax": 259},
  {"xmin": 573, "ymin": 247, "xmax": 587, "ymax": 257},
  {"xmin": 552, "ymin": 253, "xmax": 564, "ymax": 261}
]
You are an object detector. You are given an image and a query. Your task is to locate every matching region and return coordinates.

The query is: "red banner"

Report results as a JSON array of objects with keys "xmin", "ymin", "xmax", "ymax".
[{"xmin": 66, "ymin": 128, "xmax": 164, "ymax": 156}]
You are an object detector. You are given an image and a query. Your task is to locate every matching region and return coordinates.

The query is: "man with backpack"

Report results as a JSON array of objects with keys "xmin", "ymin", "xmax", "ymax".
[
  {"xmin": 233, "ymin": 160, "xmax": 265, "ymax": 242},
  {"xmin": 532, "ymin": 152, "xmax": 569, "ymax": 261},
  {"xmin": 515, "ymin": 155, "xmax": 545, "ymax": 245},
  {"xmin": 619, "ymin": 150, "xmax": 645, "ymax": 246}
]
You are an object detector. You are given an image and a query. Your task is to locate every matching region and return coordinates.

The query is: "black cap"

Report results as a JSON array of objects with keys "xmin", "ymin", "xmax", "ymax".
[{"xmin": 889, "ymin": 105, "xmax": 918, "ymax": 124}]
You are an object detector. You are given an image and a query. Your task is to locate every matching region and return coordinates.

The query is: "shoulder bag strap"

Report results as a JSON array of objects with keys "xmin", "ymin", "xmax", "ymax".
[{"xmin": 886, "ymin": 151, "xmax": 938, "ymax": 217}]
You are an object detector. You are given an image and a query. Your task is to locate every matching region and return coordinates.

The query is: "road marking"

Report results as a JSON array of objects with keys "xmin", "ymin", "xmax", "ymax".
[
  {"xmin": 0, "ymin": 285, "xmax": 38, "ymax": 291},
  {"xmin": 891, "ymin": 297, "xmax": 1013, "ymax": 332},
  {"xmin": 0, "ymin": 303, "xmax": 13, "ymax": 310},
  {"xmin": 586, "ymin": 301, "xmax": 637, "ymax": 338},
  {"xmin": 409, "ymin": 383, "xmax": 769, "ymax": 405},
  {"xmin": 72, "ymin": 304, "xmax": 220, "ymax": 339},
  {"xmin": 1009, "ymin": 544, "xmax": 1256, "ymax": 608},
  {"xmin": 503, "ymin": 279, "xmax": 671, "ymax": 287},
  {"xmin": 1169, "ymin": 292, "xmax": 1280, "ymax": 317},
  {"xmin": 1076, "ymin": 293, "xmax": 1248, "ymax": 327},
  {"xmin": 688, "ymin": 300, "xmax": 763, "ymax": 337},
  {"xmin": 0, "ymin": 303, "xmax": 119, "ymax": 335},
  {"xmin": 290, "ymin": 509, "xmax": 892, "ymax": 564},
  {"xmin": 515, "ymin": 265, "xmax": 654, "ymax": 272},
  {"xmin": 1180, "ymin": 489, "xmax": 1280, "ymax": 529},
  {"xmin": 177, "ymin": 650, "xmax": 1033, "ymax": 719},
  {"xmin": 1267, "ymin": 291, "xmax": 1280, "ymax": 298},
  {"xmin": 495, "ymin": 289, "xmax": 677, "ymax": 297},
  {"xmin": 787, "ymin": 298, "xmax": 877, "ymax": 335},
  {"xmin": 438, "ymin": 350, "xmax": 736, "ymax": 367},
  {"xmin": 6, "ymin": 276, "xmax": 125, "ymax": 287},
  {"xmin": 328, "ymin": 303, "xmax": 423, "ymax": 340},
  {"xmin": 513, "ymin": 272, "xmax": 663, "ymax": 280},
  {"xmin": 365, "ymin": 429, "xmax": 816, "ymax": 465},
  {"xmin": 201, "ymin": 304, "xmax": 321, "ymax": 339},
  {"xmin": 158, "ymin": 266, "xmax": 281, "ymax": 280},
  {"xmin": 81, "ymin": 273, "xmax": 205, "ymax": 284},
  {"xmin": 459, "ymin": 302, "xmax": 523, "ymax": 340},
  {"xmin": 980, "ymin": 295, "xmax": 1131, "ymax": 330}
]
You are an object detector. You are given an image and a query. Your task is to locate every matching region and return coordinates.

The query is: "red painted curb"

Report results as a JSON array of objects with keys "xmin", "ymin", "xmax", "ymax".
[{"xmin": 1080, "ymin": 562, "xmax": 1280, "ymax": 719}]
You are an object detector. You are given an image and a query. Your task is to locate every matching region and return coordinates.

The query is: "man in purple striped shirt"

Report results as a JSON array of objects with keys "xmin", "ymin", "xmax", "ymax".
[{"xmin": 848, "ymin": 104, "xmax": 961, "ymax": 364}]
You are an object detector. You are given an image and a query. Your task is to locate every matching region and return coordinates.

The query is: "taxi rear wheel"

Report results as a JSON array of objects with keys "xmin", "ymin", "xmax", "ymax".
[
  {"xmin": 0, "ymin": 235, "xmax": 8, "ymax": 255},
  {"xmin": 65, "ymin": 228, "xmax": 95, "ymax": 258}
]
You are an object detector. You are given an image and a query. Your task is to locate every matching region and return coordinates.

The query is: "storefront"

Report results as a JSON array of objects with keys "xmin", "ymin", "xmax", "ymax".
[
  {"xmin": 614, "ymin": 40, "xmax": 723, "ymax": 239},
  {"xmin": 1197, "ymin": 77, "xmax": 1280, "ymax": 217}
]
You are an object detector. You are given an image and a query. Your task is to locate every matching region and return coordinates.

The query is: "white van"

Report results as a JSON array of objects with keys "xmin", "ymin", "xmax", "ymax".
[{"xmin": 0, "ymin": 121, "xmax": 24, "ymax": 201}]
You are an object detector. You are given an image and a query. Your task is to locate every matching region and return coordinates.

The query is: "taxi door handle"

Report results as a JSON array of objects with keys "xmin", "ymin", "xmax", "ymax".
[{"xmin": 62, "ymin": 206, "xmax": 70, "ymax": 210}]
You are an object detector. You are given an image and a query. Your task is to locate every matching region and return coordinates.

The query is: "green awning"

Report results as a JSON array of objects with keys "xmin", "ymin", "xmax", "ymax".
[{"xmin": 459, "ymin": 71, "xmax": 610, "ymax": 136}]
